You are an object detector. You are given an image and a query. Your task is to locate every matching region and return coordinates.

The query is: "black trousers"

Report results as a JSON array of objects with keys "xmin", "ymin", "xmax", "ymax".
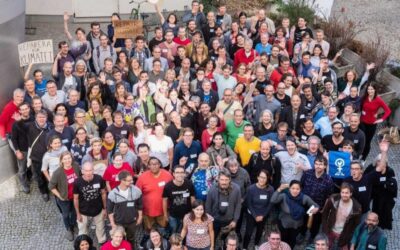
[
  {"xmin": 121, "ymin": 222, "xmax": 138, "ymax": 247},
  {"xmin": 31, "ymin": 161, "xmax": 48, "ymax": 194},
  {"xmin": 300, "ymin": 212, "xmax": 322, "ymax": 241},
  {"xmin": 278, "ymin": 221, "xmax": 301, "ymax": 249},
  {"xmin": 243, "ymin": 212, "xmax": 266, "ymax": 249},
  {"xmin": 360, "ymin": 123, "xmax": 377, "ymax": 160}
]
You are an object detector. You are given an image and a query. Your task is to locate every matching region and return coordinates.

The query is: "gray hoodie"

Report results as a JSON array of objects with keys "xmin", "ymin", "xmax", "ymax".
[{"xmin": 107, "ymin": 185, "xmax": 143, "ymax": 224}]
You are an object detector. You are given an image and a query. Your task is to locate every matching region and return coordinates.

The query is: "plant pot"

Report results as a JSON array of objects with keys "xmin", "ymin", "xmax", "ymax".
[
  {"xmin": 378, "ymin": 86, "xmax": 396, "ymax": 106},
  {"xmin": 332, "ymin": 57, "xmax": 354, "ymax": 78},
  {"xmin": 341, "ymin": 48, "xmax": 365, "ymax": 76},
  {"xmin": 389, "ymin": 107, "xmax": 400, "ymax": 127},
  {"xmin": 380, "ymin": 69, "xmax": 400, "ymax": 98}
]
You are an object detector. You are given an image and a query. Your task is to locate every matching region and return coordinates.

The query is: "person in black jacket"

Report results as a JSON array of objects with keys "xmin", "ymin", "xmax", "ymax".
[
  {"xmin": 11, "ymin": 102, "xmax": 33, "ymax": 193},
  {"xmin": 196, "ymin": 80, "xmax": 219, "ymax": 111},
  {"xmin": 26, "ymin": 109, "xmax": 53, "ymax": 201},
  {"xmin": 247, "ymin": 141, "xmax": 282, "ymax": 189},
  {"xmin": 364, "ymin": 140, "xmax": 397, "ymax": 230},
  {"xmin": 278, "ymin": 94, "xmax": 307, "ymax": 137}
]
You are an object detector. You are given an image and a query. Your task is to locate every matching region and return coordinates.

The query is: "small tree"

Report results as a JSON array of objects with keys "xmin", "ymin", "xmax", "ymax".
[
  {"xmin": 276, "ymin": 0, "xmax": 316, "ymax": 29},
  {"xmin": 321, "ymin": 15, "xmax": 364, "ymax": 59},
  {"xmin": 360, "ymin": 36, "xmax": 390, "ymax": 83}
]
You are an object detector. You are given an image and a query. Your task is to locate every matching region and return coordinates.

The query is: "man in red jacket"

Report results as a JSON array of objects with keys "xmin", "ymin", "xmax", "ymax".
[
  {"xmin": 233, "ymin": 38, "xmax": 258, "ymax": 71},
  {"xmin": 0, "ymin": 88, "xmax": 25, "ymax": 140},
  {"xmin": 269, "ymin": 56, "xmax": 297, "ymax": 89}
]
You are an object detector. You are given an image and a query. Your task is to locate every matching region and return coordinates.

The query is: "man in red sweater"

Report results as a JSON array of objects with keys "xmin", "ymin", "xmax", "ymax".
[
  {"xmin": 0, "ymin": 88, "xmax": 25, "ymax": 140},
  {"xmin": 269, "ymin": 56, "xmax": 297, "ymax": 89},
  {"xmin": 233, "ymin": 38, "xmax": 258, "ymax": 71}
]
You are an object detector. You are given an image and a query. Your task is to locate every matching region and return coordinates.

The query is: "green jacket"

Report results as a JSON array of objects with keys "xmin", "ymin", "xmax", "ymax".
[{"xmin": 139, "ymin": 95, "xmax": 156, "ymax": 124}]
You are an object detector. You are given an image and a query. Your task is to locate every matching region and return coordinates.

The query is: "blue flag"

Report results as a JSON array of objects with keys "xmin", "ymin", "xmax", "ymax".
[{"xmin": 328, "ymin": 151, "xmax": 351, "ymax": 179}]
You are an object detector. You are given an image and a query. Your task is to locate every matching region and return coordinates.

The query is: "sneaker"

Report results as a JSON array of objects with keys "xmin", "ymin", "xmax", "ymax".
[
  {"xmin": 296, "ymin": 233, "xmax": 305, "ymax": 244},
  {"xmin": 64, "ymin": 229, "xmax": 74, "ymax": 241},
  {"xmin": 42, "ymin": 193, "xmax": 49, "ymax": 202},
  {"xmin": 22, "ymin": 185, "xmax": 30, "ymax": 194}
]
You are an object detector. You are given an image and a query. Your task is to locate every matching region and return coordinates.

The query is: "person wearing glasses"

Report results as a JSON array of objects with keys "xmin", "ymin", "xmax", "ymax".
[
  {"xmin": 173, "ymin": 128, "xmax": 202, "ymax": 170},
  {"xmin": 162, "ymin": 165, "xmax": 195, "ymax": 234},
  {"xmin": 344, "ymin": 147, "xmax": 387, "ymax": 219},
  {"xmin": 258, "ymin": 229, "xmax": 291, "ymax": 250},
  {"xmin": 107, "ymin": 170, "xmax": 143, "ymax": 247},
  {"xmin": 71, "ymin": 108, "xmax": 99, "ymax": 139}
]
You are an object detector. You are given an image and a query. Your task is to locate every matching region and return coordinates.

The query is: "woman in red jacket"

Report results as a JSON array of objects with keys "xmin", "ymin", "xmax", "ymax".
[{"xmin": 360, "ymin": 83, "xmax": 391, "ymax": 160}]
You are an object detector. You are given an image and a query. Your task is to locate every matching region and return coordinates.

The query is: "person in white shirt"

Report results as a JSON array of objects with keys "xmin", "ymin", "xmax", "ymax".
[{"xmin": 274, "ymin": 137, "xmax": 311, "ymax": 184}]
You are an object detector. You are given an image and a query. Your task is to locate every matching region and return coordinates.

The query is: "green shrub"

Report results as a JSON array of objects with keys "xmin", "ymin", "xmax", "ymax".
[{"xmin": 275, "ymin": 0, "xmax": 316, "ymax": 28}]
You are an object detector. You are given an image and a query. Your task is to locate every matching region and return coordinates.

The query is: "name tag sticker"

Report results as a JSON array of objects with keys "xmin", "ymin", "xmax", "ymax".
[
  {"xmin": 162, "ymin": 49, "xmax": 168, "ymax": 53},
  {"xmin": 238, "ymin": 133, "xmax": 244, "ymax": 137},
  {"xmin": 127, "ymin": 202, "xmax": 134, "ymax": 207},
  {"xmin": 300, "ymin": 114, "xmax": 305, "ymax": 119},
  {"xmin": 221, "ymin": 202, "xmax": 229, "ymax": 207},
  {"xmin": 183, "ymin": 192, "xmax": 190, "ymax": 198},
  {"xmin": 367, "ymin": 245, "xmax": 377, "ymax": 249},
  {"xmin": 358, "ymin": 186, "xmax": 366, "ymax": 192},
  {"xmin": 301, "ymin": 135, "xmax": 307, "ymax": 140},
  {"xmin": 380, "ymin": 177, "xmax": 386, "ymax": 182},
  {"xmin": 62, "ymin": 139, "xmax": 69, "ymax": 144},
  {"xmin": 202, "ymin": 190, "xmax": 207, "ymax": 195},
  {"xmin": 158, "ymin": 181, "xmax": 166, "ymax": 187},
  {"xmin": 93, "ymin": 183, "xmax": 100, "ymax": 189},
  {"xmin": 354, "ymin": 139, "xmax": 359, "ymax": 143},
  {"xmin": 260, "ymin": 195, "xmax": 267, "ymax": 200},
  {"xmin": 190, "ymin": 154, "xmax": 197, "ymax": 159},
  {"xmin": 196, "ymin": 229, "xmax": 205, "ymax": 234},
  {"xmin": 121, "ymin": 130, "xmax": 127, "ymax": 135}
]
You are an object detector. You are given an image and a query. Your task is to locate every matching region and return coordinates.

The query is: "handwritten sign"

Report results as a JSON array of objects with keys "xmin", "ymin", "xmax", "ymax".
[
  {"xmin": 113, "ymin": 20, "xmax": 143, "ymax": 39},
  {"xmin": 18, "ymin": 39, "xmax": 54, "ymax": 67}
]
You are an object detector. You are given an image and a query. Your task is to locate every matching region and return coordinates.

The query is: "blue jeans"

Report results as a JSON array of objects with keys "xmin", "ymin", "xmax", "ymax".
[
  {"xmin": 168, "ymin": 216, "xmax": 183, "ymax": 234},
  {"xmin": 55, "ymin": 197, "xmax": 76, "ymax": 230}
]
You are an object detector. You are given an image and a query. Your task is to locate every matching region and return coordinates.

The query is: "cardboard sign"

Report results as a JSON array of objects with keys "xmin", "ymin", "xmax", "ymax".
[
  {"xmin": 18, "ymin": 39, "xmax": 54, "ymax": 67},
  {"xmin": 113, "ymin": 20, "xmax": 143, "ymax": 39}
]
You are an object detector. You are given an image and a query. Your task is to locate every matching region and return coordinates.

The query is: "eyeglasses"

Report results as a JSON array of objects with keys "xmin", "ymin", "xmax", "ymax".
[{"xmin": 76, "ymin": 116, "xmax": 85, "ymax": 119}]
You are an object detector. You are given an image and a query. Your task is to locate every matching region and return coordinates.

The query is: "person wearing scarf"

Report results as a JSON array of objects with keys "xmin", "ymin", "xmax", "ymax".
[{"xmin": 271, "ymin": 180, "xmax": 319, "ymax": 249}]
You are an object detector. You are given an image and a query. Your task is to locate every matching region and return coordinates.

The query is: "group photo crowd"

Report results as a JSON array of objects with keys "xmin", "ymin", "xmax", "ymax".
[{"xmin": 0, "ymin": 0, "xmax": 397, "ymax": 249}]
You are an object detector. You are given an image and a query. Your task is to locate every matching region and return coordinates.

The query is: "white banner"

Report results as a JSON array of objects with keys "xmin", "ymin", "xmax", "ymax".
[{"xmin": 18, "ymin": 39, "xmax": 54, "ymax": 67}]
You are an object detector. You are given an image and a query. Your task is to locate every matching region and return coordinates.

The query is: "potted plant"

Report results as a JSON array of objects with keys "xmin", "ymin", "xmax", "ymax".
[
  {"xmin": 389, "ymin": 98, "xmax": 400, "ymax": 127},
  {"xmin": 358, "ymin": 37, "xmax": 394, "ymax": 104}
]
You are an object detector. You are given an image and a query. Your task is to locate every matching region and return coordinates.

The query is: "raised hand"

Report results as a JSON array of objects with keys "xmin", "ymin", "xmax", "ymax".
[
  {"xmin": 63, "ymin": 11, "xmax": 70, "ymax": 22},
  {"xmin": 366, "ymin": 63, "xmax": 376, "ymax": 71}
]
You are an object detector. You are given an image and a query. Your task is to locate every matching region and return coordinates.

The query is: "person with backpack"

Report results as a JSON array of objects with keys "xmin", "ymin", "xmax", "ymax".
[
  {"xmin": 247, "ymin": 141, "xmax": 282, "ymax": 189},
  {"xmin": 93, "ymin": 34, "xmax": 117, "ymax": 74}
]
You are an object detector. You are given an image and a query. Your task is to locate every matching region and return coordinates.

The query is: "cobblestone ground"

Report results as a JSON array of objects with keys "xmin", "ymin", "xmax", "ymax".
[
  {"xmin": 332, "ymin": 0, "xmax": 400, "ymax": 60},
  {"xmin": 0, "ymin": 132, "xmax": 398, "ymax": 249}
]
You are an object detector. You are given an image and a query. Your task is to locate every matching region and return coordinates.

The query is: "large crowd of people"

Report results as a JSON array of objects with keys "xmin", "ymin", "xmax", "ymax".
[{"xmin": 0, "ymin": 1, "xmax": 398, "ymax": 249}]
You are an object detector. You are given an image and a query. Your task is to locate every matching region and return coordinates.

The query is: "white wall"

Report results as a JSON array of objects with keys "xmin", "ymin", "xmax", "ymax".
[
  {"xmin": 26, "ymin": 0, "xmax": 191, "ymax": 16},
  {"xmin": 26, "ymin": 0, "xmax": 72, "ymax": 15}
]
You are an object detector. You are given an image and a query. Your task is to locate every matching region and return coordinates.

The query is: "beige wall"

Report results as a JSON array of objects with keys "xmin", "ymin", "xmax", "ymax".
[{"xmin": 26, "ymin": 0, "xmax": 191, "ymax": 16}]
